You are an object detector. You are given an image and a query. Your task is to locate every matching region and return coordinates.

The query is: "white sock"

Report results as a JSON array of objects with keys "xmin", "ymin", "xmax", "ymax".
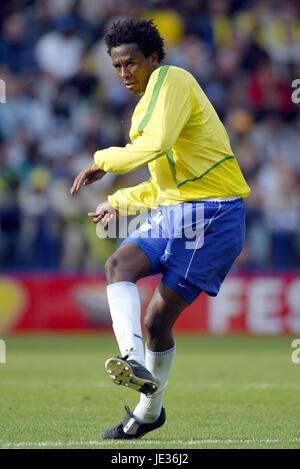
[
  {"xmin": 106, "ymin": 281, "xmax": 145, "ymax": 366},
  {"xmin": 133, "ymin": 344, "xmax": 176, "ymax": 423}
]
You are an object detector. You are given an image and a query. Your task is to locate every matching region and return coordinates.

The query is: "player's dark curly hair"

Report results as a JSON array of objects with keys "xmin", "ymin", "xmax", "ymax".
[{"xmin": 104, "ymin": 18, "xmax": 165, "ymax": 63}]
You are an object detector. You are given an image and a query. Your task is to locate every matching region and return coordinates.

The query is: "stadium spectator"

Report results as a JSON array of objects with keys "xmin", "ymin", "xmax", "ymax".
[
  {"xmin": 0, "ymin": 13, "xmax": 36, "ymax": 73},
  {"xmin": 35, "ymin": 14, "xmax": 85, "ymax": 80},
  {"xmin": 0, "ymin": 0, "xmax": 299, "ymax": 272}
]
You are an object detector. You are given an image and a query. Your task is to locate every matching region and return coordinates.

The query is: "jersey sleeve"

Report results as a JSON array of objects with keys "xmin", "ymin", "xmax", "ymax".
[
  {"xmin": 108, "ymin": 179, "xmax": 155, "ymax": 215},
  {"xmin": 94, "ymin": 67, "xmax": 192, "ymax": 174}
]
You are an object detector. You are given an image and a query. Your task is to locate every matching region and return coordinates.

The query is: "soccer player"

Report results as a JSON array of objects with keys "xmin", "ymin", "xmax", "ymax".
[{"xmin": 70, "ymin": 18, "xmax": 251, "ymax": 439}]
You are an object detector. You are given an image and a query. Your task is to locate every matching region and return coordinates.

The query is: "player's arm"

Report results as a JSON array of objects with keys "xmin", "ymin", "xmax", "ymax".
[
  {"xmin": 94, "ymin": 69, "xmax": 192, "ymax": 174},
  {"xmin": 70, "ymin": 162, "xmax": 106, "ymax": 195},
  {"xmin": 108, "ymin": 178, "xmax": 155, "ymax": 215},
  {"xmin": 88, "ymin": 200, "xmax": 118, "ymax": 228},
  {"xmin": 88, "ymin": 178, "xmax": 152, "ymax": 233}
]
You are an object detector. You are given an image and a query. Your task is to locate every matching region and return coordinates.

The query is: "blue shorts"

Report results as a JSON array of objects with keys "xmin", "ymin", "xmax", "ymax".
[{"xmin": 121, "ymin": 198, "xmax": 246, "ymax": 304}]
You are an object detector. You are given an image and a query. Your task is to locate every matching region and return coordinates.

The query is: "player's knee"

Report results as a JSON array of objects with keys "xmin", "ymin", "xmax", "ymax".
[
  {"xmin": 143, "ymin": 316, "xmax": 157, "ymax": 341},
  {"xmin": 144, "ymin": 310, "xmax": 166, "ymax": 341},
  {"xmin": 105, "ymin": 252, "xmax": 137, "ymax": 283},
  {"xmin": 104, "ymin": 255, "xmax": 119, "ymax": 283}
]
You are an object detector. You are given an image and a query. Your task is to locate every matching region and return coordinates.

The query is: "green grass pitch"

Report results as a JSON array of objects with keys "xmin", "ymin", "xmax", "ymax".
[{"xmin": 0, "ymin": 334, "xmax": 299, "ymax": 449}]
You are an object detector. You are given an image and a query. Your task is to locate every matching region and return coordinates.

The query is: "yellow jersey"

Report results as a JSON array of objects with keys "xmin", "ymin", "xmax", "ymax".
[{"xmin": 94, "ymin": 65, "xmax": 251, "ymax": 214}]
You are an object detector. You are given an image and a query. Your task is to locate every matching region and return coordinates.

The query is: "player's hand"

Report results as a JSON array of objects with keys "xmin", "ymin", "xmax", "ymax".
[
  {"xmin": 70, "ymin": 162, "xmax": 106, "ymax": 195},
  {"xmin": 88, "ymin": 201, "xmax": 118, "ymax": 229}
]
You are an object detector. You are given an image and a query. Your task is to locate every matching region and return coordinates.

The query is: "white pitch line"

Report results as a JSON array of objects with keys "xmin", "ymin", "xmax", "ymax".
[
  {"xmin": 1, "ymin": 438, "xmax": 300, "ymax": 448},
  {"xmin": 173, "ymin": 383, "xmax": 300, "ymax": 390}
]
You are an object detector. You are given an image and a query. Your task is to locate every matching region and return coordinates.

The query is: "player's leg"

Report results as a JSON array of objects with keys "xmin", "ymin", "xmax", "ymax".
[
  {"xmin": 102, "ymin": 280, "xmax": 192, "ymax": 439},
  {"xmin": 105, "ymin": 242, "xmax": 152, "ymax": 284},
  {"xmin": 143, "ymin": 281, "xmax": 188, "ymax": 351},
  {"xmin": 133, "ymin": 281, "xmax": 189, "ymax": 424},
  {"xmin": 104, "ymin": 242, "xmax": 151, "ymax": 367},
  {"xmin": 104, "ymin": 236, "xmax": 168, "ymax": 394}
]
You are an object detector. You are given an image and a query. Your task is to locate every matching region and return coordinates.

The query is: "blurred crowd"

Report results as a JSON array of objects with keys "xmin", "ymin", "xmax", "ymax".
[{"xmin": 0, "ymin": 0, "xmax": 299, "ymax": 272}]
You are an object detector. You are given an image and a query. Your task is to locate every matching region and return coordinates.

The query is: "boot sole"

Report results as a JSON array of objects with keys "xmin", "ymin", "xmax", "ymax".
[{"xmin": 104, "ymin": 357, "xmax": 159, "ymax": 395}]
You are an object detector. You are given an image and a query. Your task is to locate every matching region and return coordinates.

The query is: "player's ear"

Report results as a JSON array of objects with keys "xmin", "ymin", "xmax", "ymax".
[{"xmin": 149, "ymin": 52, "xmax": 158, "ymax": 67}]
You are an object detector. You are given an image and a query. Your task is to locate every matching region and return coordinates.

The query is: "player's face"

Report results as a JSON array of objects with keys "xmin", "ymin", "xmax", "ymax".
[{"xmin": 110, "ymin": 43, "xmax": 158, "ymax": 95}]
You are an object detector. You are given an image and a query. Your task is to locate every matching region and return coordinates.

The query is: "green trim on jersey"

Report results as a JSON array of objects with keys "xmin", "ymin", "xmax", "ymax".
[
  {"xmin": 177, "ymin": 156, "xmax": 235, "ymax": 188},
  {"xmin": 138, "ymin": 65, "xmax": 170, "ymax": 133},
  {"xmin": 166, "ymin": 150, "xmax": 177, "ymax": 184}
]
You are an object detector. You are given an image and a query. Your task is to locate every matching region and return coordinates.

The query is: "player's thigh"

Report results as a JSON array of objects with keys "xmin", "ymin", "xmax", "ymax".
[
  {"xmin": 115, "ymin": 226, "xmax": 168, "ymax": 277},
  {"xmin": 105, "ymin": 242, "xmax": 152, "ymax": 283}
]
